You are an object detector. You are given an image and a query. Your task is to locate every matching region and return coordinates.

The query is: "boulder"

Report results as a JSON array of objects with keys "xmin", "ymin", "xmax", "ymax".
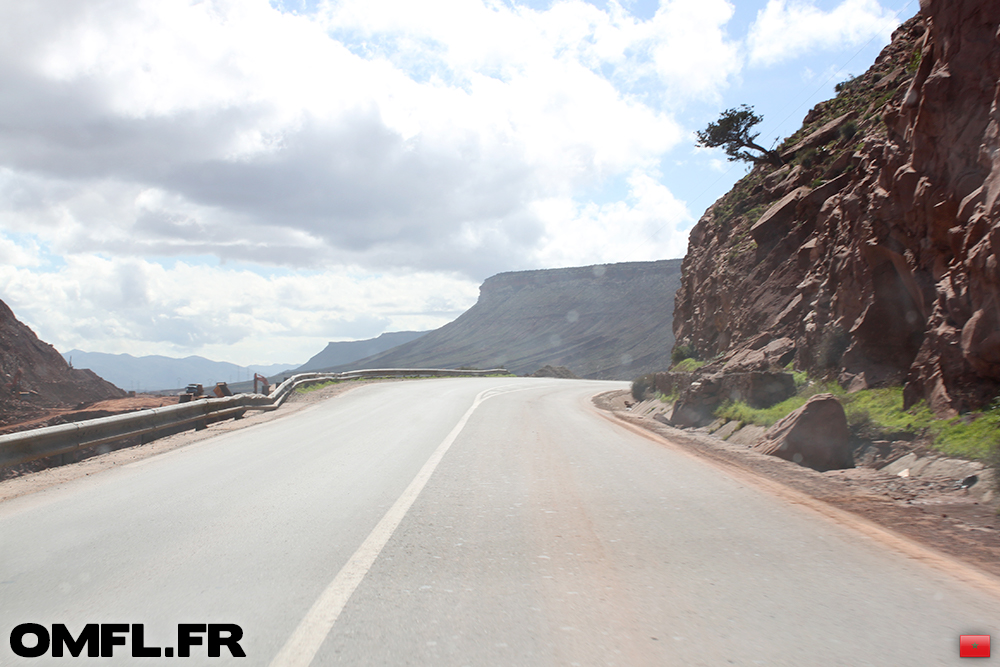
[
  {"xmin": 754, "ymin": 394, "xmax": 852, "ymax": 471},
  {"xmin": 669, "ymin": 375, "xmax": 723, "ymax": 428}
]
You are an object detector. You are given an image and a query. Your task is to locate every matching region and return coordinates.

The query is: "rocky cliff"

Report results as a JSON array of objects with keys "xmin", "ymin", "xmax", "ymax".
[
  {"xmin": 674, "ymin": 1, "xmax": 1000, "ymax": 417},
  {"xmin": 328, "ymin": 260, "xmax": 682, "ymax": 379},
  {"xmin": 0, "ymin": 299, "xmax": 124, "ymax": 423}
]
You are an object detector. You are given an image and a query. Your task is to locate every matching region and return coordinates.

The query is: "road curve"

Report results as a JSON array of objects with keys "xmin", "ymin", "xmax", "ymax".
[{"xmin": 1, "ymin": 377, "xmax": 997, "ymax": 665}]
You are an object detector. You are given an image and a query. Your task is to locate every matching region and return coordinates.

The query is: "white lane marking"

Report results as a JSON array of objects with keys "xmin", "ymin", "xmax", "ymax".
[{"xmin": 269, "ymin": 385, "xmax": 509, "ymax": 667}]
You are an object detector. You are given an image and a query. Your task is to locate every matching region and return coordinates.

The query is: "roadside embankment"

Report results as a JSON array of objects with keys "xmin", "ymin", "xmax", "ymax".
[{"xmin": 595, "ymin": 389, "xmax": 1000, "ymax": 580}]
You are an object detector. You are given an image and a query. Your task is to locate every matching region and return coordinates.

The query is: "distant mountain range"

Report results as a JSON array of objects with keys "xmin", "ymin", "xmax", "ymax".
[
  {"xmin": 293, "ymin": 331, "xmax": 427, "ymax": 372},
  {"xmin": 317, "ymin": 260, "xmax": 682, "ymax": 379},
  {"xmin": 61, "ymin": 351, "xmax": 295, "ymax": 392},
  {"xmin": 62, "ymin": 330, "xmax": 430, "ymax": 392}
]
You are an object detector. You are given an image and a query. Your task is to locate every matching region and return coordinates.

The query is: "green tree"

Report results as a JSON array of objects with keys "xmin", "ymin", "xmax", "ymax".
[{"xmin": 696, "ymin": 105, "xmax": 783, "ymax": 166}]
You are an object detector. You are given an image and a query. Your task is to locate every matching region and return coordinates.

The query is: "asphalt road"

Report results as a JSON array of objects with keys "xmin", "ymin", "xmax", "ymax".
[{"xmin": 1, "ymin": 377, "xmax": 998, "ymax": 665}]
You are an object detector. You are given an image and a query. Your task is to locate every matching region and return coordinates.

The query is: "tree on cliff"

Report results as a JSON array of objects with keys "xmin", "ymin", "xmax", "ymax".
[{"xmin": 696, "ymin": 105, "xmax": 783, "ymax": 166}]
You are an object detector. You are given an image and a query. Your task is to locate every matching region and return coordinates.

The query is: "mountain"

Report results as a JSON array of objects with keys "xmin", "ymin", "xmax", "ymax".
[
  {"xmin": 672, "ymin": 4, "xmax": 1000, "ymax": 416},
  {"xmin": 0, "ymin": 299, "xmax": 123, "ymax": 416},
  {"xmin": 62, "ymin": 351, "xmax": 296, "ymax": 392},
  {"xmin": 294, "ymin": 331, "xmax": 428, "ymax": 372},
  {"xmin": 320, "ymin": 260, "xmax": 683, "ymax": 379}
]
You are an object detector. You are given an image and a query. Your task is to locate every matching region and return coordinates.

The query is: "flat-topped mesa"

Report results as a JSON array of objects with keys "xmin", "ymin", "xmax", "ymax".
[
  {"xmin": 327, "ymin": 259, "xmax": 683, "ymax": 379},
  {"xmin": 673, "ymin": 3, "xmax": 1000, "ymax": 417},
  {"xmin": 478, "ymin": 261, "xmax": 683, "ymax": 304}
]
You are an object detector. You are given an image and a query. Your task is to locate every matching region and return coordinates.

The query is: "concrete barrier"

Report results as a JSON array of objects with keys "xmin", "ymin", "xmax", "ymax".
[{"xmin": 0, "ymin": 368, "xmax": 507, "ymax": 468}]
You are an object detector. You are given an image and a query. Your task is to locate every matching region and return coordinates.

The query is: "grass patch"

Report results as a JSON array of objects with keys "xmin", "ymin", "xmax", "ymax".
[
  {"xmin": 672, "ymin": 358, "xmax": 706, "ymax": 373},
  {"xmin": 295, "ymin": 379, "xmax": 343, "ymax": 394},
  {"xmin": 932, "ymin": 402, "xmax": 1000, "ymax": 458},
  {"xmin": 715, "ymin": 393, "xmax": 814, "ymax": 427},
  {"xmin": 715, "ymin": 383, "xmax": 1000, "ymax": 460},
  {"xmin": 656, "ymin": 390, "xmax": 679, "ymax": 403}
]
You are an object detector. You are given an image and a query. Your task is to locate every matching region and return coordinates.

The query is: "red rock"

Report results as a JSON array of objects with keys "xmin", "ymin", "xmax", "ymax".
[
  {"xmin": 674, "ymin": 4, "xmax": 1000, "ymax": 416},
  {"xmin": 755, "ymin": 394, "xmax": 852, "ymax": 471}
]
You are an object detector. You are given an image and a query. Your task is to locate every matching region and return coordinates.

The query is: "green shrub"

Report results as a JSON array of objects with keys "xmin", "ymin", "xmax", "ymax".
[
  {"xmin": 838, "ymin": 121, "xmax": 858, "ymax": 141},
  {"xmin": 631, "ymin": 374, "xmax": 655, "ymax": 401},
  {"xmin": 834, "ymin": 74, "xmax": 856, "ymax": 93},
  {"xmin": 671, "ymin": 344, "xmax": 697, "ymax": 366},
  {"xmin": 797, "ymin": 147, "xmax": 818, "ymax": 168}
]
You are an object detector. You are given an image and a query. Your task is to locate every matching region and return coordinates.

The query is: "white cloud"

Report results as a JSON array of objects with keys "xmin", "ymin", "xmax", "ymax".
[
  {"xmin": 0, "ymin": 253, "xmax": 479, "ymax": 365},
  {"xmin": 0, "ymin": 0, "xmax": 706, "ymax": 278},
  {"xmin": 531, "ymin": 168, "xmax": 692, "ymax": 268},
  {"xmin": 747, "ymin": 0, "xmax": 898, "ymax": 66},
  {"xmin": 0, "ymin": 0, "xmax": 751, "ymax": 361}
]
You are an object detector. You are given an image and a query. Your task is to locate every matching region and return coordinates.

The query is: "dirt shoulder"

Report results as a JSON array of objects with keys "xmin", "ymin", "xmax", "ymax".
[
  {"xmin": 0, "ymin": 379, "xmax": 390, "ymax": 504},
  {"xmin": 594, "ymin": 389, "xmax": 1000, "ymax": 583}
]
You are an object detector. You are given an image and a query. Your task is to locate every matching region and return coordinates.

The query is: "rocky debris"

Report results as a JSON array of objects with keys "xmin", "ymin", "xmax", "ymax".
[
  {"xmin": 529, "ymin": 365, "xmax": 579, "ymax": 379},
  {"xmin": 754, "ymin": 394, "xmax": 853, "ymax": 471},
  {"xmin": 327, "ymin": 260, "xmax": 683, "ymax": 380},
  {"xmin": 672, "ymin": 4, "xmax": 1000, "ymax": 416},
  {"xmin": 0, "ymin": 299, "xmax": 124, "ymax": 425}
]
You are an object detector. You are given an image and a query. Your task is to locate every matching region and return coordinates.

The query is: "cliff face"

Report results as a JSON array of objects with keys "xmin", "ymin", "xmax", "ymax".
[
  {"xmin": 0, "ymin": 299, "xmax": 124, "ymax": 416},
  {"xmin": 674, "ymin": 1, "xmax": 1000, "ymax": 416},
  {"xmin": 330, "ymin": 260, "xmax": 682, "ymax": 379}
]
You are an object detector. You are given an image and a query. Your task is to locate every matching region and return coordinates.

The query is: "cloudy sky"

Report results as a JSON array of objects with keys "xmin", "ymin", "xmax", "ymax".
[{"xmin": 0, "ymin": 0, "xmax": 912, "ymax": 367}]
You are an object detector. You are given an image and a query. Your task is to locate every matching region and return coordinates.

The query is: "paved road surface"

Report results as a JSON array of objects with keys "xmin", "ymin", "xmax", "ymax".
[{"xmin": 1, "ymin": 377, "xmax": 998, "ymax": 665}]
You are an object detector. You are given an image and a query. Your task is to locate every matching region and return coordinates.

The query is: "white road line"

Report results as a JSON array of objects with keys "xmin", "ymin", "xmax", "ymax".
[{"xmin": 269, "ymin": 386, "xmax": 503, "ymax": 667}]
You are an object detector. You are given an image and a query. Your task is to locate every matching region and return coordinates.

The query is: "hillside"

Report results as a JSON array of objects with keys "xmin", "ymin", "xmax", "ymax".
[
  {"xmin": 323, "ymin": 260, "xmax": 682, "ymax": 379},
  {"xmin": 673, "ymin": 2, "xmax": 1000, "ymax": 417},
  {"xmin": 62, "ymin": 351, "xmax": 295, "ymax": 392},
  {"xmin": 0, "ymin": 299, "xmax": 124, "ymax": 425},
  {"xmin": 293, "ymin": 331, "xmax": 427, "ymax": 373}
]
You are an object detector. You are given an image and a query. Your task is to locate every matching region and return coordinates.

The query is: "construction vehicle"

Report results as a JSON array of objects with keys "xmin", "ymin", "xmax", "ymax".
[
  {"xmin": 253, "ymin": 373, "xmax": 271, "ymax": 395},
  {"xmin": 5, "ymin": 369, "xmax": 22, "ymax": 395}
]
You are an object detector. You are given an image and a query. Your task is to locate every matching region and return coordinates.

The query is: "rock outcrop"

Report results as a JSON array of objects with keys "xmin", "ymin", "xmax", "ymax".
[
  {"xmin": 0, "ymin": 299, "xmax": 125, "ymax": 423},
  {"xmin": 754, "ymin": 394, "xmax": 853, "ymax": 471},
  {"xmin": 674, "ymin": 2, "xmax": 1000, "ymax": 416},
  {"xmin": 666, "ymin": 371, "xmax": 796, "ymax": 428}
]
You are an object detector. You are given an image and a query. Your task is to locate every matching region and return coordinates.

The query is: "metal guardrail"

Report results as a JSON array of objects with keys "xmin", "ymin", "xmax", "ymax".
[{"xmin": 0, "ymin": 368, "xmax": 507, "ymax": 469}]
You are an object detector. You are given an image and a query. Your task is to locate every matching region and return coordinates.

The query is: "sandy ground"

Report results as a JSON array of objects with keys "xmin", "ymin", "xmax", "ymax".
[
  {"xmin": 593, "ymin": 389, "xmax": 1000, "ymax": 581},
  {"xmin": 0, "ymin": 380, "xmax": 385, "ymax": 504}
]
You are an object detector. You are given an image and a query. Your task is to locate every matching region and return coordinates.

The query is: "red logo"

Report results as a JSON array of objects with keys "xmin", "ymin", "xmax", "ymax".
[{"xmin": 960, "ymin": 635, "xmax": 991, "ymax": 658}]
